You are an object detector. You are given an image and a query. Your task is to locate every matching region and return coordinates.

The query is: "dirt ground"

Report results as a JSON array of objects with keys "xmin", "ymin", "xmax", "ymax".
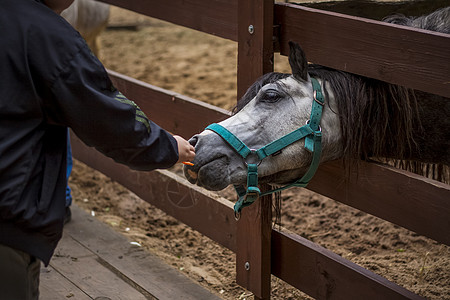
[{"xmin": 68, "ymin": 6, "xmax": 449, "ymax": 300}]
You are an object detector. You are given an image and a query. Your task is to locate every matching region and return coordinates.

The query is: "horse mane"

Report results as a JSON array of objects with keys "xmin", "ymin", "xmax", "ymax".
[{"xmin": 382, "ymin": 6, "xmax": 450, "ymax": 34}]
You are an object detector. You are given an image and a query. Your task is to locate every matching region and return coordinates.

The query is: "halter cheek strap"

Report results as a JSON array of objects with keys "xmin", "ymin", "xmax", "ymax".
[{"xmin": 206, "ymin": 77, "xmax": 325, "ymax": 213}]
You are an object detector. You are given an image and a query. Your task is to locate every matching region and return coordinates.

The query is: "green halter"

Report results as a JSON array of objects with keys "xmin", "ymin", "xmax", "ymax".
[{"xmin": 206, "ymin": 77, "xmax": 325, "ymax": 214}]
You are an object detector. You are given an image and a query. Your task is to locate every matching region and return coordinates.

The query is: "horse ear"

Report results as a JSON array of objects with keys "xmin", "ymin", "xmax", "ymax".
[{"xmin": 288, "ymin": 41, "xmax": 308, "ymax": 81}]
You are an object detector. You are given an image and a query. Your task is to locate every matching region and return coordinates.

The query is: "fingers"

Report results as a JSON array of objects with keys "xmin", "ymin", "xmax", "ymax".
[
  {"xmin": 173, "ymin": 135, "xmax": 196, "ymax": 163},
  {"xmin": 181, "ymin": 143, "xmax": 195, "ymax": 162}
]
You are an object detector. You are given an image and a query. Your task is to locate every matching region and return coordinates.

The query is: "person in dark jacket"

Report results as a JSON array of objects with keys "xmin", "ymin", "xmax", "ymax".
[{"xmin": 0, "ymin": 0, "xmax": 195, "ymax": 298}]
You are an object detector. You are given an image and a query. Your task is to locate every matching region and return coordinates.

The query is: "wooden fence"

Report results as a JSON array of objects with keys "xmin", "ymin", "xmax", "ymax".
[{"xmin": 70, "ymin": 0, "xmax": 450, "ymax": 299}]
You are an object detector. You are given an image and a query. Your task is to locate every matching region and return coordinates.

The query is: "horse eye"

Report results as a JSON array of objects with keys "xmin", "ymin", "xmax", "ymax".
[{"xmin": 261, "ymin": 89, "xmax": 282, "ymax": 102}]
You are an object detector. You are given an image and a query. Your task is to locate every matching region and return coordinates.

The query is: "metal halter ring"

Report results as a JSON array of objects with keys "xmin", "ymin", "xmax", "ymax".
[
  {"xmin": 306, "ymin": 119, "xmax": 322, "ymax": 132},
  {"xmin": 244, "ymin": 149, "xmax": 262, "ymax": 166}
]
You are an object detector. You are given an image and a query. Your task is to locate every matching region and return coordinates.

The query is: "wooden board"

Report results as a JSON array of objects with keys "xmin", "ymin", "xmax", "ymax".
[
  {"xmin": 237, "ymin": 0, "xmax": 275, "ymax": 99},
  {"xmin": 307, "ymin": 160, "xmax": 450, "ymax": 246},
  {"xmin": 100, "ymin": 0, "xmax": 449, "ymax": 98},
  {"xmin": 40, "ymin": 204, "xmax": 221, "ymax": 300},
  {"xmin": 40, "ymin": 265, "xmax": 91, "ymax": 300},
  {"xmin": 49, "ymin": 237, "xmax": 149, "ymax": 300},
  {"xmin": 236, "ymin": 1, "xmax": 274, "ymax": 299}
]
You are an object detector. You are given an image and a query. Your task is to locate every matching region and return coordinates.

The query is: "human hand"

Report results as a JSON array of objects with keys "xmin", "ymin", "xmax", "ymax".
[{"xmin": 173, "ymin": 135, "xmax": 195, "ymax": 163}]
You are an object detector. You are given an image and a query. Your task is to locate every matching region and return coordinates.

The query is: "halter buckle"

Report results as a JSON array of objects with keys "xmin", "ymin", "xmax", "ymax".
[
  {"xmin": 313, "ymin": 90, "xmax": 324, "ymax": 106},
  {"xmin": 245, "ymin": 190, "xmax": 259, "ymax": 200}
]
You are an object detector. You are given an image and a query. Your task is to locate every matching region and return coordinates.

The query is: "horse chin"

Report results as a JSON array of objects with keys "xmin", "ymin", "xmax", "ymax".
[{"xmin": 183, "ymin": 158, "xmax": 232, "ymax": 191}]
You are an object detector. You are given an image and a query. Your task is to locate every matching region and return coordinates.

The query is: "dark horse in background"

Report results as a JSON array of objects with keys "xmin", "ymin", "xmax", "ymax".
[{"xmin": 184, "ymin": 7, "xmax": 449, "ymax": 193}]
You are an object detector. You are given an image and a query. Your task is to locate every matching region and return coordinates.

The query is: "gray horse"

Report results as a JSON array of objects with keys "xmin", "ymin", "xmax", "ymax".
[{"xmin": 184, "ymin": 7, "xmax": 450, "ymax": 192}]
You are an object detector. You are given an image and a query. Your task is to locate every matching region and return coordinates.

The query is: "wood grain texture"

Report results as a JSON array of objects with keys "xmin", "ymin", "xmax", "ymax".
[
  {"xmin": 272, "ymin": 229, "xmax": 425, "ymax": 300},
  {"xmin": 40, "ymin": 265, "xmax": 92, "ymax": 300},
  {"xmin": 308, "ymin": 160, "xmax": 450, "ymax": 246},
  {"xmin": 45, "ymin": 204, "xmax": 221, "ymax": 300},
  {"xmin": 100, "ymin": 0, "xmax": 238, "ymax": 41},
  {"xmin": 236, "ymin": 1, "xmax": 275, "ymax": 298}
]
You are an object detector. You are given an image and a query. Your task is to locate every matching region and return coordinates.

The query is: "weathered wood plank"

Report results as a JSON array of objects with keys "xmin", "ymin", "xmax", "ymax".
[
  {"xmin": 40, "ymin": 265, "xmax": 91, "ymax": 300},
  {"xmin": 307, "ymin": 160, "xmax": 450, "ymax": 246},
  {"xmin": 63, "ymin": 205, "xmax": 221, "ymax": 300},
  {"xmin": 271, "ymin": 229, "xmax": 424, "ymax": 300},
  {"xmin": 275, "ymin": 3, "xmax": 450, "ymax": 97},
  {"xmin": 50, "ymin": 233, "xmax": 149, "ymax": 300},
  {"xmin": 236, "ymin": 1, "xmax": 274, "ymax": 299},
  {"xmin": 99, "ymin": 0, "xmax": 238, "ymax": 41},
  {"xmin": 236, "ymin": 196, "xmax": 273, "ymax": 300}
]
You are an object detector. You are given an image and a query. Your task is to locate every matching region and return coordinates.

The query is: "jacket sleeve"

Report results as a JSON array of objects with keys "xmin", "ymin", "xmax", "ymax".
[{"xmin": 44, "ymin": 44, "xmax": 179, "ymax": 171}]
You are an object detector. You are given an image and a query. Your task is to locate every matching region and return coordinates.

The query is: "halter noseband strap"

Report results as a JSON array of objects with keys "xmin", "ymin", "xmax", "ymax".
[{"xmin": 205, "ymin": 77, "xmax": 325, "ymax": 213}]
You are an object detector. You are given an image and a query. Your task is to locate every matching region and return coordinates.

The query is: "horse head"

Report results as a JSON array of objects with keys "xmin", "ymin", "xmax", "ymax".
[{"xmin": 184, "ymin": 42, "xmax": 343, "ymax": 191}]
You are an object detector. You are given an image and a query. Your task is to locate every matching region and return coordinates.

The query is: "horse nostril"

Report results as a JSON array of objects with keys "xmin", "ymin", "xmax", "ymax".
[{"xmin": 188, "ymin": 135, "xmax": 198, "ymax": 147}]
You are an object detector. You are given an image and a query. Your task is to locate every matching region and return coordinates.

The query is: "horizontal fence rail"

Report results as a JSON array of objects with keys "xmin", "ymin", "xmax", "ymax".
[
  {"xmin": 308, "ymin": 160, "xmax": 450, "ymax": 246},
  {"xmin": 100, "ymin": 0, "xmax": 238, "ymax": 41},
  {"xmin": 271, "ymin": 229, "xmax": 424, "ymax": 300}
]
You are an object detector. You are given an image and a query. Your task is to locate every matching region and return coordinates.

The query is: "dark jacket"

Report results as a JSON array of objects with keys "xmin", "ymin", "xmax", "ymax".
[{"xmin": 0, "ymin": 0, "xmax": 179, "ymax": 265}]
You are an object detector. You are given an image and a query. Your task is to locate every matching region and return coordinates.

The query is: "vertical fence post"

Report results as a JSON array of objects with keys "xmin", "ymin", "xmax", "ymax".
[
  {"xmin": 236, "ymin": 0, "xmax": 274, "ymax": 299},
  {"xmin": 237, "ymin": 0, "xmax": 274, "ymax": 99},
  {"xmin": 236, "ymin": 189, "xmax": 273, "ymax": 299}
]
